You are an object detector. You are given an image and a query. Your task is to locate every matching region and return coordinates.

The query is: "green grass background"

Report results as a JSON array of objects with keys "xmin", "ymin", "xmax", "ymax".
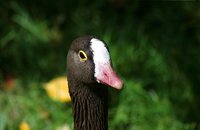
[{"xmin": 0, "ymin": 1, "xmax": 200, "ymax": 130}]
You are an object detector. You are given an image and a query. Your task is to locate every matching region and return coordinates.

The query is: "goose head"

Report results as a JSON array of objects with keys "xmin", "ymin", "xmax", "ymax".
[{"xmin": 67, "ymin": 35, "xmax": 123, "ymax": 89}]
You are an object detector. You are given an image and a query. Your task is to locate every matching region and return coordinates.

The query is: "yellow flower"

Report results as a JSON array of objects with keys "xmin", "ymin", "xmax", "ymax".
[
  {"xmin": 44, "ymin": 76, "xmax": 71, "ymax": 103},
  {"xmin": 19, "ymin": 121, "xmax": 30, "ymax": 130},
  {"xmin": 56, "ymin": 124, "xmax": 70, "ymax": 130}
]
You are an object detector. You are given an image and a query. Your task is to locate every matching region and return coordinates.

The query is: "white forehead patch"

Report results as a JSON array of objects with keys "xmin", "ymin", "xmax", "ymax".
[
  {"xmin": 90, "ymin": 38, "xmax": 110, "ymax": 63},
  {"xmin": 90, "ymin": 38, "xmax": 110, "ymax": 81}
]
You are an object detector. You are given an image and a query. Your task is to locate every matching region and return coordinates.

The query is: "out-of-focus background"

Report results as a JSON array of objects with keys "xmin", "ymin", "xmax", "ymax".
[{"xmin": 0, "ymin": 1, "xmax": 200, "ymax": 130}]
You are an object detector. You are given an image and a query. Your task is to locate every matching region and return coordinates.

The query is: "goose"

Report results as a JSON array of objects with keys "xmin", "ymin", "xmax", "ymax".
[{"xmin": 67, "ymin": 35, "xmax": 123, "ymax": 130}]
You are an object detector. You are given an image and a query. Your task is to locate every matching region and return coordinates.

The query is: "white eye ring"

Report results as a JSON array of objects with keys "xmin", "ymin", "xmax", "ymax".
[{"xmin": 78, "ymin": 50, "xmax": 87, "ymax": 61}]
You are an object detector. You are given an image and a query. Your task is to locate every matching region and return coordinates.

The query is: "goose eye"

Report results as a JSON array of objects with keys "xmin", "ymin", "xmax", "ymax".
[{"xmin": 78, "ymin": 50, "xmax": 87, "ymax": 61}]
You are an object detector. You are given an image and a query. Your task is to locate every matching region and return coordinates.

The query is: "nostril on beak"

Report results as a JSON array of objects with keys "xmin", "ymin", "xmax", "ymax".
[{"xmin": 104, "ymin": 72, "xmax": 108, "ymax": 77}]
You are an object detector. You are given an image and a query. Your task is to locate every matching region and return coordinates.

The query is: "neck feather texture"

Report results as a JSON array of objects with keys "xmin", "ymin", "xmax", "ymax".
[{"xmin": 69, "ymin": 81, "xmax": 108, "ymax": 130}]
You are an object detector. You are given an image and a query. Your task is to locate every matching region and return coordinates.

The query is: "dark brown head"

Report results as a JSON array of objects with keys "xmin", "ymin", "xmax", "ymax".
[{"xmin": 67, "ymin": 35, "xmax": 123, "ymax": 89}]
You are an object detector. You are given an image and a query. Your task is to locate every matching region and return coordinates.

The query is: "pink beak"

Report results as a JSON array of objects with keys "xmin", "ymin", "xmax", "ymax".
[{"xmin": 96, "ymin": 63, "xmax": 123, "ymax": 89}]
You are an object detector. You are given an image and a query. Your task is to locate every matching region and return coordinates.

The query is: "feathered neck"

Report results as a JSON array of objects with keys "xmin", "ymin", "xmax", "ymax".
[{"xmin": 68, "ymin": 80, "xmax": 108, "ymax": 130}]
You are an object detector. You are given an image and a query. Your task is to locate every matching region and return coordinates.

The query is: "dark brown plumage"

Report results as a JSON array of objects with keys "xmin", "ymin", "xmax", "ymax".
[{"xmin": 67, "ymin": 36, "xmax": 123, "ymax": 130}]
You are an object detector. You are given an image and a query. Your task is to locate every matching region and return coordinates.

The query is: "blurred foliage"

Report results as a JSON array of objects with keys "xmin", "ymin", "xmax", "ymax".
[{"xmin": 0, "ymin": 1, "xmax": 200, "ymax": 130}]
